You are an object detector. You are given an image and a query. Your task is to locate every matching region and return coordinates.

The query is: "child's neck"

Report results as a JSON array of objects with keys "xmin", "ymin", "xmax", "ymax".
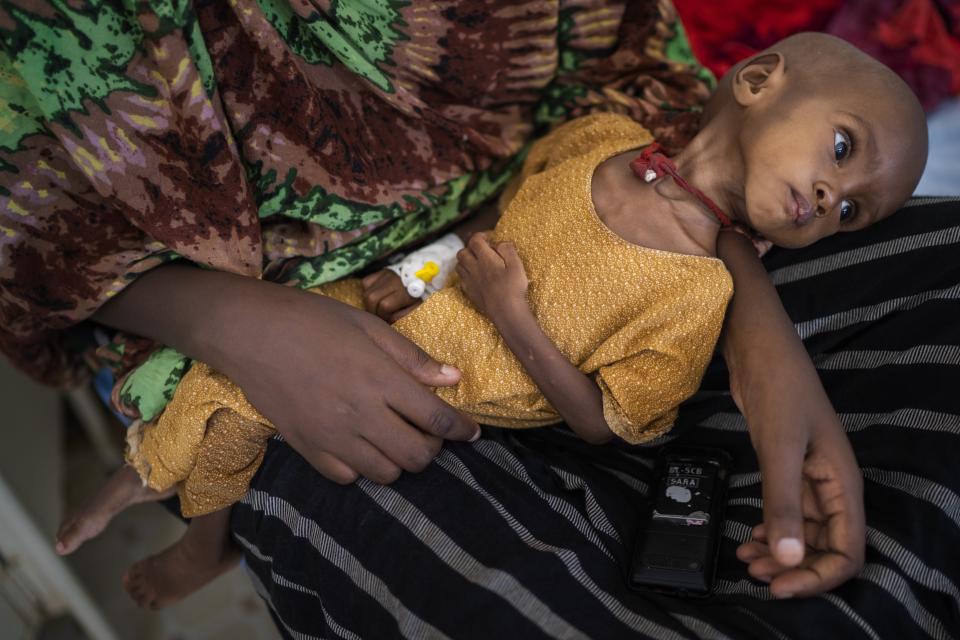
[{"xmin": 653, "ymin": 112, "xmax": 745, "ymax": 236}]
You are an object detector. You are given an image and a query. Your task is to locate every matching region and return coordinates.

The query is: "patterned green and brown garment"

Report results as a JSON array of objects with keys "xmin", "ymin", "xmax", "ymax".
[{"xmin": 0, "ymin": 0, "xmax": 713, "ymax": 421}]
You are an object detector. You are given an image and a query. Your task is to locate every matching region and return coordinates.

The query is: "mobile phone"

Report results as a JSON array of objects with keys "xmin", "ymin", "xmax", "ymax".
[{"xmin": 628, "ymin": 447, "xmax": 731, "ymax": 597}]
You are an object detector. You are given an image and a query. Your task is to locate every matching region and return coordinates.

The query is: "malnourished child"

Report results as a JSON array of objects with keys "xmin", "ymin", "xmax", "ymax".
[{"xmin": 56, "ymin": 33, "xmax": 927, "ymax": 609}]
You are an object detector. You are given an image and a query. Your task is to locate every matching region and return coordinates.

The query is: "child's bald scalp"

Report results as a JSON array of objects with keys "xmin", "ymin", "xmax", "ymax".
[
  {"xmin": 767, "ymin": 33, "xmax": 923, "ymax": 118},
  {"xmin": 709, "ymin": 33, "xmax": 924, "ymax": 125},
  {"xmin": 704, "ymin": 32, "xmax": 929, "ymax": 217}
]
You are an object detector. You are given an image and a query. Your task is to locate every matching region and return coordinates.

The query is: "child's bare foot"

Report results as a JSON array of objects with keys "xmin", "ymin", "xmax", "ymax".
[
  {"xmin": 123, "ymin": 509, "xmax": 239, "ymax": 610},
  {"xmin": 55, "ymin": 465, "xmax": 174, "ymax": 556}
]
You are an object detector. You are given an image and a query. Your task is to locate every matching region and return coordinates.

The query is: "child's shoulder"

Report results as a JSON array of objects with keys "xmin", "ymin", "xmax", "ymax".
[
  {"xmin": 523, "ymin": 112, "xmax": 654, "ymax": 178},
  {"xmin": 545, "ymin": 112, "xmax": 653, "ymax": 149}
]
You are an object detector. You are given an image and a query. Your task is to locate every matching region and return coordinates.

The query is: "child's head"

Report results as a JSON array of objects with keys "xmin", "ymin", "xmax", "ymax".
[{"xmin": 703, "ymin": 32, "xmax": 928, "ymax": 249}]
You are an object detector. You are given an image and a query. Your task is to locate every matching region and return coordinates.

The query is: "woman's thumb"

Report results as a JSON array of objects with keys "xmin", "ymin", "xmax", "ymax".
[{"xmin": 758, "ymin": 440, "xmax": 806, "ymax": 567}]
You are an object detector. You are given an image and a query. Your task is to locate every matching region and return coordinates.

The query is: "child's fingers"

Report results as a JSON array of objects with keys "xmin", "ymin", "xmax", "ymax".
[
  {"xmin": 363, "ymin": 281, "xmax": 392, "ymax": 313},
  {"xmin": 769, "ymin": 550, "xmax": 860, "ymax": 598},
  {"xmin": 468, "ymin": 232, "xmax": 503, "ymax": 266},
  {"xmin": 377, "ymin": 290, "xmax": 414, "ymax": 318},
  {"xmin": 751, "ymin": 523, "xmax": 768, "ymax": 541},
  {"xmin": 457, "ymin": 247, "xmax": 477, "ymax": 269},
  {"xmin": 455, "ymin": 262, "xmax": 472, "ymax": 283},
  {"xmin": 467, "ymin": 231, "xmax": 489, "ymax": 244},
  {"xmin": 746, "ymin": 555, "xmax": 793, "ymax": 580},
  {"xmin": 758, "ymin": 432, "xmax": 807, "ymax": 568},
  {"xmin": 467, "ymin": 233, "xmax": 488, "ymax": 253},
  {"xmin": 390, "ymin": 304, "xmax": 419, "ymax": 323},
  {"xmin": 361, "ymin": 270, "xmax": 383, "ymax": 288},
  {"xmin": 495, "ymin": 241, "xmax": 523, "ymax": 269},
  {"xmin": 736, "ymin": 540, "xmax": 770, "ymax": 562}
]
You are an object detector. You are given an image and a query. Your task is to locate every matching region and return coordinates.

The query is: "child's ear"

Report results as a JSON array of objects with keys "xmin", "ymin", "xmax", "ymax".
[{"xmin": 732, "ymin": 53, "xmax": 785, "ymax": 107}]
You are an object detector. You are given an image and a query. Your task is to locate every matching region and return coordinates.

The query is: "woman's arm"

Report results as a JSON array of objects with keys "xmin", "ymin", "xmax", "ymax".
[
  {"xmin": 716, "ymin": 230, "xmax": 865, "ymax": 598},
  {"xmin": 92, "ymin": 263, "xmax": 480, "ymax": 484},
  {"xmin": 455, "ymin": 233, "xmax": 613, "ymax": 444}
]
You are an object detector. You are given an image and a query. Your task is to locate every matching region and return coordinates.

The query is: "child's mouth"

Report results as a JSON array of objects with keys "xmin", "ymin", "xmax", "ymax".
[{"xmin": 790, "ymin": 188, "xmax": 813, "ymax": 226}]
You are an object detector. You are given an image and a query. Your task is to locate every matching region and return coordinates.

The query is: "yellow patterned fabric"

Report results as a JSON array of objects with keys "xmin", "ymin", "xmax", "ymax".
[
  {"xmin": 128, "ymin": 113, "xmax": 733, "ymax": 516},
  {"xmin": 126, "ymin": 363, "xmax": 275, "ymax": 517}
]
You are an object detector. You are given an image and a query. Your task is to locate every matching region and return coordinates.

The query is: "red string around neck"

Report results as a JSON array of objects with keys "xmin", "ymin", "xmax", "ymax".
[{"xmin": 629, "ymin": 143, "xmax": 733, "ymax": 228}]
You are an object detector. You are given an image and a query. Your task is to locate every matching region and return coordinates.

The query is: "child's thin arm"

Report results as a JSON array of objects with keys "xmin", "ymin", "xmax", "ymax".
[
  {"xmin": 490, "ymin": 298, "xmax": 611, "ymax": 444},
  {"xmin": 455, "ymin": 233, "xmax": 613, "ymax": 444},
  {"xmin": 716, "ymin": 230, "xmax": 865, "ymax": 598}
]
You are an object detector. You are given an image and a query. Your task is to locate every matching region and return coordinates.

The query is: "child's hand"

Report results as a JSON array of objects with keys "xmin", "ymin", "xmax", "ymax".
[
  {"xmin": 731, "ymin": 371, "xmax": 866, "ymax": 599},
  {"xmin": 456, "ymin": 232, "xmax": 528, "ymax": 321},
  {"xmin": 361, "ymin": 269, "xmax": 420, "ymax": 323}
]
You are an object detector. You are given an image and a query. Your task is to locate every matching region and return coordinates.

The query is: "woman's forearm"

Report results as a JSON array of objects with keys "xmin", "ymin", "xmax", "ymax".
[
  {"xmin": 491, "ymin": 301, "xmax": 612, "ymax": 444},
  {"xmin": 92, "ymin": 263, "xmax": 282, "ymax": 374}
]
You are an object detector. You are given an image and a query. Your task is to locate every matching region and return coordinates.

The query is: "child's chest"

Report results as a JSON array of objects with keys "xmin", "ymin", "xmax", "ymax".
[
  {"xmin": 590, "ymin": 151, "xmax": 715, "ymax": 258},
  {"xmin": 489, "ymin": 164, "xmax": 728, "ymax": 364}
]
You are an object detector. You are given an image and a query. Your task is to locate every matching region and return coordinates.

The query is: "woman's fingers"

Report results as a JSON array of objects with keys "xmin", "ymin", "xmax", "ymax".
[
  {"xmin": 362, "ymin": 319, "xmax": 480, "ymax": 443},
  {"xmin": 361, "ymin": 409, "xmax": 445, "ymax": 474},
  {"xmin": 308, "ymin": 451, "xmax": 359, "ymax": 485},
  {"xmin": 334, "ymin": 436, "xmax": 404, "ymax": 485},
  {"xmin": 386, "ymin": 377, "xmax": 481, "ymax": 444}
]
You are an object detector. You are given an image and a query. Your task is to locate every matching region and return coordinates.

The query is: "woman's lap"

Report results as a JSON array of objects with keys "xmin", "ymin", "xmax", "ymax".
[{"xmin": 233, "ymin": 198, "xmax": 960, "ymax": 639}]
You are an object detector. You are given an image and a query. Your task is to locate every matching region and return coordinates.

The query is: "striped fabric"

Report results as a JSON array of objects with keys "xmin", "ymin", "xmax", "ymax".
[{"xmin": 231, "ymin": 198, "xmax": 960, "ymax": 639}]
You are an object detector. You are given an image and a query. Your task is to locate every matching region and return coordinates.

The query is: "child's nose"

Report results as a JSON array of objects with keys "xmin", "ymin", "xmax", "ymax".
[{"xmin": 813, "ymin": 180, "xmax": 838, "ymax": 218}]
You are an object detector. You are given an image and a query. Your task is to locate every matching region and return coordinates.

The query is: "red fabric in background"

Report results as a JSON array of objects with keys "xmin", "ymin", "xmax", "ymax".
[{"xmin": 674, "ymin": 0, "xmax": 960, "ymax": 111}]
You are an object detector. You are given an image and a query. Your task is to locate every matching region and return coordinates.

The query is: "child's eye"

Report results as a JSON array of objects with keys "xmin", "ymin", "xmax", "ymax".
[
  {"xmin": 834, "ymin": 129, "xmax": 851, "ymax": 161},
  {"xmin": 840, "ymin": 199, "xmax": 856, "ymax": 223}
]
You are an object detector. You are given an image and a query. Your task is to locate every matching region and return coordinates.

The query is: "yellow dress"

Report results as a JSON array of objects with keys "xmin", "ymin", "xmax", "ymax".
[{"xmin": 128, "ymin": 113, "xmax": 734, "ymax": 517}]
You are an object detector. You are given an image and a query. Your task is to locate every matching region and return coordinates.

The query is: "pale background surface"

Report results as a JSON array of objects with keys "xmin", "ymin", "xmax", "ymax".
[{"xmin": 916, "ymin": 97, "xmax": 960, "ymax": 196}]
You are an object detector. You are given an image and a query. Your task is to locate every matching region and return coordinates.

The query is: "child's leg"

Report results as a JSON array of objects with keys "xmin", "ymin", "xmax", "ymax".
[
  {"xmin": 123, "ymin": 507, "xmax": 239, "ymax": 610},
  {"xmin": 56, "ymin": 464, "xmax": 174, "ymax": 555}
]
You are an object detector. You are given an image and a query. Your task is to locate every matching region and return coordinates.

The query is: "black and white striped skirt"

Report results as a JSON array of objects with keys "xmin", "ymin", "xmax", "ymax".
[{"xmin": 232, "ymin": 198, "xmax": 960, "ymax": 640}]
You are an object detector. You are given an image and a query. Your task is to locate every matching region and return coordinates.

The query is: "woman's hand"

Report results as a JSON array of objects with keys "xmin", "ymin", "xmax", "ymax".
[
  {"xmin": 93, "ymin": 264, "xmax": 480, "ymax": 485},
  {"xmin": 456, "ymin": 232, "xmax": 529, "ymax": 321},
  {"xmin": 361, "ymin": 269, "xmax": 420, "ymax": 323}
]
